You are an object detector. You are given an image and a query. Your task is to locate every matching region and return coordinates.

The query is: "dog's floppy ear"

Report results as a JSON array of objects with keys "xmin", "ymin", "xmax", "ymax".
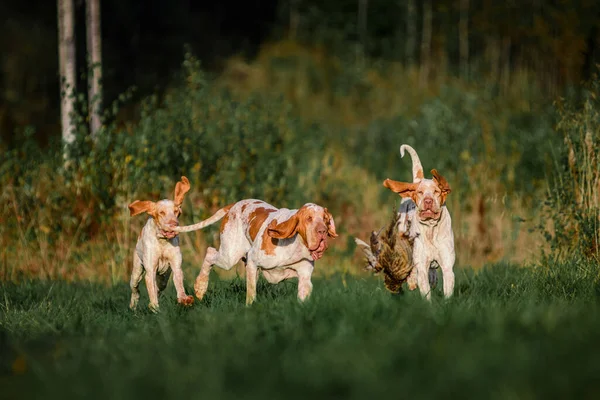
[
  {"xmin": 431, "ymin": 169, "xmax": 451, "ymax": 204},
  {"xmin": 383, "ymin": 179, "xmax": 417, "ymax": 199},
  {"xmin": 128, "ymin": 200, "xmax": 156, "ymax": 217},
  {"xmin": 174, "ymin": 176, "xmax": 191, "ymax": 207},
  {"xmin": 431, "ymin": 169, "xmax": 451, "ymax": 193},
  {"xmin": 324, "ymin": 208, "xmax": 338, "ymax": 238},
  {"xmin": 267, "ymin": 215, "xmax": 299, "ymax": 239}
]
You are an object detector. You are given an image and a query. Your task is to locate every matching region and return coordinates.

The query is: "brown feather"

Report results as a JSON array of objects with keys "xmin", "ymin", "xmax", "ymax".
[{"xmin": 362, "ymin": 209, "xmax": 414, "ymax": 294}]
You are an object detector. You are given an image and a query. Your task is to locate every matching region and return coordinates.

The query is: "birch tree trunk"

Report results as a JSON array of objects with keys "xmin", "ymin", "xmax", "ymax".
[
  {"xmin": 459, "ymin": 0, "xmax": 469, "ymax": 79},
  {"xmin": 58, "ymin": 0, "xmax": 76, "ymax": 152},
  {"xmin": 419, "ymin": 0, "xmax": 432, "ymax": 87},
  {"xmin": 86, "ymin": 0, "xmax": 102, "ymax": 138}
]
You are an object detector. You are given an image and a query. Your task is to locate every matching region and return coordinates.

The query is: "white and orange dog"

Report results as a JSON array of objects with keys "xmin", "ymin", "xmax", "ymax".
[
  {"xmin": 383, "ymin": 144, "xmax": 455, "ymax": 300},
  {"xmin": 128, "ymin": 176, "xmax": 195, "ymax": 311},
  {"xmin": 171, "ymin": 199, "xmax": 338, "ymax": 305}
]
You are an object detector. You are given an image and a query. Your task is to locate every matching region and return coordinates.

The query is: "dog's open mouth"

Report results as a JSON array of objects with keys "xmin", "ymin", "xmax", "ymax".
[
  {"xmin": 159, "ymin": 229, "xmax": 178, "ymax": 239},
  {"xmin": 419, "ymin": 210, "xmax": 441, "ymax": 220},
  {"xmin": 310, "ymin": 239, "xmax": 328, "ymax": 260}
]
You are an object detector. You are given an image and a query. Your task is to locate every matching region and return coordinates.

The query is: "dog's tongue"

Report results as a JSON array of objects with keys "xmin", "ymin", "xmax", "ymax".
[
  {"xmin": 310, "ymin": 239, "xmax": 327, "ymax": 260},
  {"xmin": 161, "ymin": 229, "xmax": 177, "ymax": 239}
]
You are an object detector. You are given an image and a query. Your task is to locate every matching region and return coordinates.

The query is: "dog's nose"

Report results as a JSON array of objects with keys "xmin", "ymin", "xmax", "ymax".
[
  {"xmin": 317, "ymin": 226, "xmax": 327, "ymax": 236},
  {"xmin": 167, "ymin": 219, "xmax": 178, "ymax": 227},
  {"xmin": 424, "ymin": 198, "xmax": 433, "ymax": 208}
]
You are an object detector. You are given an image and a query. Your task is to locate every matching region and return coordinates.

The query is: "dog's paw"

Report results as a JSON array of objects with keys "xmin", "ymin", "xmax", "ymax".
[{"xmin": 177, "ymin": 295, "xmax": 194, "ymax": 307}]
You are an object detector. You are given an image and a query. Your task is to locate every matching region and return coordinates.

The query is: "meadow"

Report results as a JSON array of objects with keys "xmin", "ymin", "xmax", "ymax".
[
  {"xmin": 2, "ymin": 260, "xmax": 600, "ymax": 399},
  {"xmin": 2, "ymin": 41, "xmax": 600, "ymax": 398}
]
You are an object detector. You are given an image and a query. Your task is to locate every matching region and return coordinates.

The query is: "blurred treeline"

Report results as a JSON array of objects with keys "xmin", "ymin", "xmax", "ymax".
[
  {"xmin": 1, "ymin": 0, "xmax": 599, "ymax": 145},
  {"xmin": 1, "ymin": 0, "xmax": 599, "ymax": 281}
]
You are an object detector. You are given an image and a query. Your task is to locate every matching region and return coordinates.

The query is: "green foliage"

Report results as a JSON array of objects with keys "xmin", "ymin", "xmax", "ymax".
[
  {"xmin": 2, "ymin": 260, "xmax": 600, "ymax": 399},
  {"xmin": 0, "ymin": 54, "xmax": 328, "ymax": 245},
  {"xmin": 119, "ymin": 55, "xmax": 324, "ymax": 206},
  {"xmin": 545, "ymin": 75, "xmax": 600, "ymax": 261},
  {"xmin": 336, "ymin": 84, "xmax": 555, "ymax": 192},
  {"xmin": 0, "ymin": 50, "xmax": 561, "ymax": 275}
]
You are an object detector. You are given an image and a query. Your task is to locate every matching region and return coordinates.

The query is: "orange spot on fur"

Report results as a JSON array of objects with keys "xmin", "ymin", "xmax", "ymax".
[
  {"xmin": 248, "ymin": 207, "xmax": 276, "ymax": 241},
  {"xmin": 219, "ymin": 212, "xmax": 231, "ymax": 235},
  {"xmin": 260, "ymin": 228, "xmax": 279, "ymax": 255},
  {"xmin": 215, "ymin": 204, "xmax": 235, "ymax": 234}
]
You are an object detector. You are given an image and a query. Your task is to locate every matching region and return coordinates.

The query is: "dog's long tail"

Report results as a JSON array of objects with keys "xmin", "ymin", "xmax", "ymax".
[
  {"xmin": 171, "ymin": 205, "xmax": 232, "ymax": 233},
  {"xmin": 400, "ymin": 144, "xmax": 424, "ymax": 182}
]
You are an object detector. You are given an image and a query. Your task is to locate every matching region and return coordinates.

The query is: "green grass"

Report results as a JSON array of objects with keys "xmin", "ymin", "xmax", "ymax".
[{"xmin": 1, "ymin": 262, "xmax": 600, "ymax": 399}]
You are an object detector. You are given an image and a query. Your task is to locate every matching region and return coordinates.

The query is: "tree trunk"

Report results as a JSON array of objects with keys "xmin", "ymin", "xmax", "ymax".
[
  {"xmin": 459, "ymin": 0, "xmax": 469, "ymax": 79},
  {"xmin": 86, "ymin": 0, "xmax": 102, "ymax": 138},
  {"xmin": 419, "ymin": 0, "xmax": 432, "ymax": 87},
  {"xmin": 58, "ymin": 0, "xmax": 76, "ymax": 152},
  {"xmin": 405, "ymin": 0, "xmax": 416, "ymax": 66}
]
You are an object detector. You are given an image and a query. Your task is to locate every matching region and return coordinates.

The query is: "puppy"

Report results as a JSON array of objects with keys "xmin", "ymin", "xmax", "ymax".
[{"xmin": 127, "ymin": 176, "xmax": 195, "ymax": 311}]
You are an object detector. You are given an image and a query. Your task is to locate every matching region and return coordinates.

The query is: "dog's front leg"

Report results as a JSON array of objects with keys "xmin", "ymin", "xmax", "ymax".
[
  {"xmin": 143, "ymin": 253, "xmax": 160, "ymax": 312},
  {"xmin": 406, "ymin": 268, "xmax": 418, "ymax": 291},
  {"xmin": 296, "ymin": 260, "xmax": 314, "ymax": 302},
  {"xmin": 438, "ymin": 243, "xmax": 456, "ymax": 298},
  {"xmin": 171, "ymin": 251, "xmax": 194, "ymax": 306},
  {"xmin": 130, "ymin": 252, "xmax": 145, "ymax": 310},
  {"xmin": 413, "ymin": 241, "xmax": 432, "ymax": 300}
]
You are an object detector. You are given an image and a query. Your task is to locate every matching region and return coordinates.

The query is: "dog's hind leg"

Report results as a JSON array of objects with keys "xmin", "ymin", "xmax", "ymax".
[
  {"xmin": 245, "ymin": 260, "xmax": 260, "ymax": 306},
  {"xmin": 194, "ymin": 245, "xmax": 246, "ymax": 300}
]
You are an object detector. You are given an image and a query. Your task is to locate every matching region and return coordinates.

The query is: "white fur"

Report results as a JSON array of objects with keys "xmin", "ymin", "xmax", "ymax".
[
  {"xmin": 399, "ymin": 199, "xmax": 455, "ymax": 300},
  {"xmin": 394, "ymin": 145, "xmax": 455, "ymax": 300}
]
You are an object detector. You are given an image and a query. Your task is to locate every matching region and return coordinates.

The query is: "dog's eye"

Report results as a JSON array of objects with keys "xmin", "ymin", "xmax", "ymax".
[
  {"xmin": 159, "ymin": 210, "xmax": 166, "ymax": 216},
  {"xmin": 418, "ymin": 191, "xmax": 424, "ymax": 195}
]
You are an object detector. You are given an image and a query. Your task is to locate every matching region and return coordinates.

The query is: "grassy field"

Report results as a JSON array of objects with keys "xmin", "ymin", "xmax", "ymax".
[
  {"xmin": 2, "ymin": 260, "xmax": 600, "ymax": 399},
  {"xmin": 1, "ymin": 43, "xmax": 599, "ymax": 399}
]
